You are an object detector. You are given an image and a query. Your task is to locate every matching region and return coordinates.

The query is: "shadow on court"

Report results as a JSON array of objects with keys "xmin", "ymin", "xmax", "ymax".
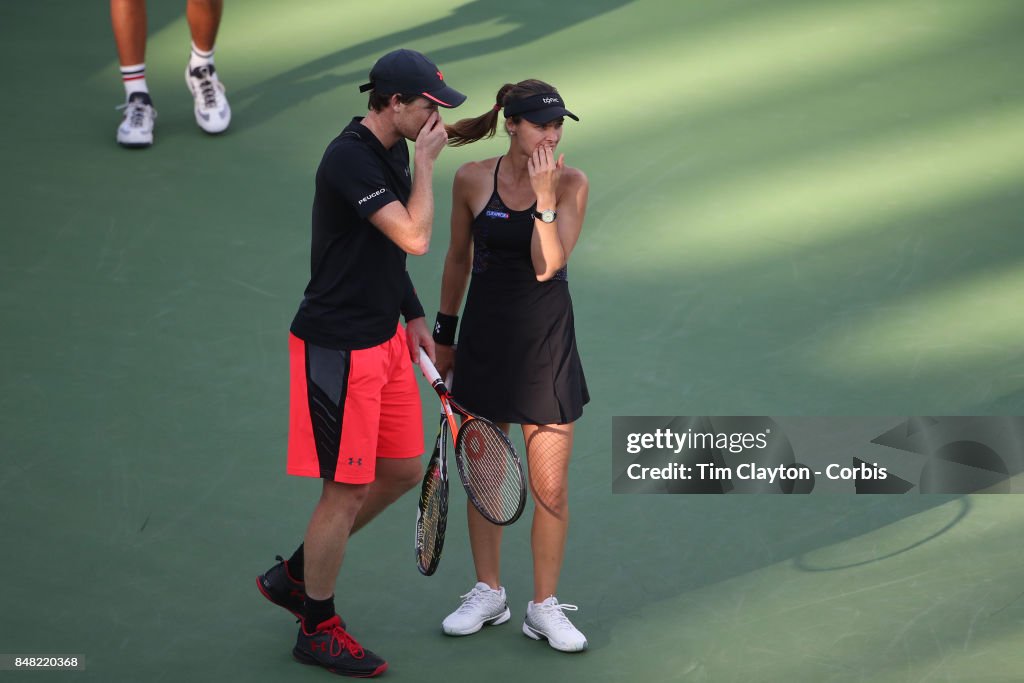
[{"xmin": 229, "ymin": 0, "xmax": 637, "ymax": 133}]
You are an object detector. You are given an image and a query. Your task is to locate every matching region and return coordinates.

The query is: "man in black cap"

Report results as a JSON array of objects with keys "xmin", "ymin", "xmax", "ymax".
[{"xmin": 256, "ymin": 48, "xmax": 465, "ymax": 678}]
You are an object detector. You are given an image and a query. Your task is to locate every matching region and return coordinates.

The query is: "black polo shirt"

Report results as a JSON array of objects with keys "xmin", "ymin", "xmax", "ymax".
[{"xmin": 290, "ymin": 118, "xmax": 425, "ymax": 350}]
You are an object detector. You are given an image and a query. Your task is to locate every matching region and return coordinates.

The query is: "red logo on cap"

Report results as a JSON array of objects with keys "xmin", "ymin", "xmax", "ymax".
[{"xmin": 437, "ymin": 70, "xmax": 443, "ymax": 81}]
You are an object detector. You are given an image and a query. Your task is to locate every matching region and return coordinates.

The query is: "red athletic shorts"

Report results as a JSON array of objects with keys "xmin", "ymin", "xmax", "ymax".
[{"xmin": 287, "ymin": 326, "xmax": 423, "ymax": 484}]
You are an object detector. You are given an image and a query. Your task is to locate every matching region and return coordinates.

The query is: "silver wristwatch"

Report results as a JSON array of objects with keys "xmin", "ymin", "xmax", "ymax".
[{"xmin": 533, "ymin": 208, "xmax": 557, "ymax": 223}]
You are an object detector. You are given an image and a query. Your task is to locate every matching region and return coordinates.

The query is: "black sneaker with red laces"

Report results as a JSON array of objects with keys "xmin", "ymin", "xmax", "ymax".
[{"xmin": 293, "ymin": 616, "xmax": 388, "ymax": 678}]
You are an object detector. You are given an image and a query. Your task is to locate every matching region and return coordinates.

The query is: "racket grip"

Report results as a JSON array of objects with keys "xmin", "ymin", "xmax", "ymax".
[{"xmin": 418, "ymin": 347, "xmax": 442, "ymax": 384}]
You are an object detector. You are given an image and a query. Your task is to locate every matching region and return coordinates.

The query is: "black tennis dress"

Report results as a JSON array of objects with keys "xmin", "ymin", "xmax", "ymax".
[{"xmin": 452, "ymin": 157, "xmax": 589, "ymax": 425}]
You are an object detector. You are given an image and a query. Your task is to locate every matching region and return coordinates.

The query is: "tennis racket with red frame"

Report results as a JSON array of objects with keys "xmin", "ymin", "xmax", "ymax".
[{"xmin": 417, "ymin": 348, "xmax": 526, "ymax": 526}]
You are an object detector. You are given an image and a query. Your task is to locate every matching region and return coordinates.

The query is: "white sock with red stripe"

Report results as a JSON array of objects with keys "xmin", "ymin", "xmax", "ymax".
[{"xmin": 120, "ymin": 63, "xmax": 148, "ymax": 98}]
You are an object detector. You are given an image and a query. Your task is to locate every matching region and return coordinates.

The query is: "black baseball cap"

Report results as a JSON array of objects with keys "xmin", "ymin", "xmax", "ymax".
[
  {"xmin": 503, "ymin": 92, "xmax": 579, "ymax": 123},
  {"xmin": 358, "ymin": 49, "xmax": 466, "ymax": 108}
]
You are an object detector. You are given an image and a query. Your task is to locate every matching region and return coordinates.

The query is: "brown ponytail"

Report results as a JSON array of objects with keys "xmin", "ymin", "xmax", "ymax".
[{"xmin": 446, "ymin": 79, "xmax": 558, "ymax": 147}]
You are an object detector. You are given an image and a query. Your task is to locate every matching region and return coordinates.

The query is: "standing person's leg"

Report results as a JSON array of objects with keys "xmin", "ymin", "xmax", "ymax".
[
  {"xmin": 524, "ymin": 423, "xmax": 573, "ymax": 600},
  {"xmin": 260, "ymin": 333, "xmax": 393, "ymax": 677},
  {"xmin": 184, "ymin": 0, "xmax": 230, "ymax": 133},
  {"xmin": 467, "ymin": 500, "xmax": 504, "ymax": 587},
  {"xmin": 302, "ymin": 480, "xmax": 368, "ymax": 605},
  {"xmin": 110, "ymin": 0, "xmax": 146, "ymax": 80},
  {"xmin": 110, "ymin": 0, "xmax": 155, "ymax": 147},
  {"xmin": 521, "ymin": 422, "xmax": 587, "ymax": 652},
  {"xmin": 441, "ymin": 422, "xmax": 512, "ymax": 636},
  {"xmin": 262, "ymin": 328, "xmax": 422, "ymax": 675},
  {"xmin": 259, "ymin": 457, "xmax": 420, "ymax": 617},
  {"xmin": 465, "ymin": 421, "xmax": 512, "ymax": 588},
  {"xmin": 350, "ymin": 457, "xmax": 422, "ymax": 534},
  {"xmin": 293, "ymin": 479, "xmax": 387, "ymax": 678},
  {"xmin": 185, "ymin": 0, "xmax": 222, "ymax": 50}
]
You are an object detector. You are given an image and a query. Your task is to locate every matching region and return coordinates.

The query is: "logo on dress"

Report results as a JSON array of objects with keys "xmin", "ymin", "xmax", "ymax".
[{"xmin": 485, "ymin": 210, "xmax": 510, "ymax": 219}]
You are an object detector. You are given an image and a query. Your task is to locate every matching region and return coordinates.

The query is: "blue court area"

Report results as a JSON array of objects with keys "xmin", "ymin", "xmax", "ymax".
[{"xmin": 2, "ymin": 0, "xmax": 1023, "ymax": 680}]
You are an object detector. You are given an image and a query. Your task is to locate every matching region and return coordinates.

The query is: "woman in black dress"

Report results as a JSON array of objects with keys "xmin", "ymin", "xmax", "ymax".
[{"xmin": 432, "ymin": 80, "xmax": 590, "ymax": 652}]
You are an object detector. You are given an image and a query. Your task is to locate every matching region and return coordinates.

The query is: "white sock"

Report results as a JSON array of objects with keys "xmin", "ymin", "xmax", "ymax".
[
  {"xmin": 189, "ymin": 42, "xmax": 215, "ymax": 71},
  {"xmin": 120, "ymin": 62, "xmax": 148, "ymax": 98}
]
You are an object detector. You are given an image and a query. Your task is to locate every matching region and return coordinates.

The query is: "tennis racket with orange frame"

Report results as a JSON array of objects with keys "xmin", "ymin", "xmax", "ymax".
[{"xmin": 417, "ymin": 349, "xmax": 526, "ymax": 526}]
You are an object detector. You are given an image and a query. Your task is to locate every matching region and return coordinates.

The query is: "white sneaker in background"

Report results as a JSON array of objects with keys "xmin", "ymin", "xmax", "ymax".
[
  {"xmin": 116, "ymin": 92, "xmax": 157, "ymax": 148},
  {"xmin": 441, "ymin": 582, "xmax": 511, "ymax": 636},
  {"xmin": 185, "ymin": 63, "xmax": 230, "ymax": 134},
  {"xmin": 522, "ymin": 596, "xmax": 588, "ymax": 652}
]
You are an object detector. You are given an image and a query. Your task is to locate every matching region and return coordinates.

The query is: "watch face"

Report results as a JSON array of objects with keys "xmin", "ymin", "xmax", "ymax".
[{"xmin": 540, "ymin": 209, "xmax": 555, "ymax": 222}]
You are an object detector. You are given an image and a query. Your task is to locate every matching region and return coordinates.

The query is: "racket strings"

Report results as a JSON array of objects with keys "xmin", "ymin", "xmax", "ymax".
[
  {"xmin": 417, "ymin": 468, "xmax": 443, "ymax": 551},
  {"xmin": 456, "ymin": 420, "xmax": 523, "ymax": 523},
  {"xmin": 416, "ymin": 420, "xmax": 449, "ymax": 575}
]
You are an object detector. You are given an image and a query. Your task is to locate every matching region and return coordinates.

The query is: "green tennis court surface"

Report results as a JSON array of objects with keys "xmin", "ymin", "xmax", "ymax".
[{"xmin": 2, "ymin": 0, "xmax": 1023, "ymax": 680}]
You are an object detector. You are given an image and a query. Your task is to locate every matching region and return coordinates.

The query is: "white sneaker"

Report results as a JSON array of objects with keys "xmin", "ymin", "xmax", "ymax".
[
  {"xmin": 523, "ymin": 596, "xmax": 588, "ymax": 652},
  {"xmin": 185, "ymin": 63, "xmax": 231, "ymax": 134},
  {"xmin": 116, "ymin": 92, "xmax": 156, "ymax": 148},
  {"xmin": 441, "ymin": 582, "xmax": 511, "ymax": 636}
]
